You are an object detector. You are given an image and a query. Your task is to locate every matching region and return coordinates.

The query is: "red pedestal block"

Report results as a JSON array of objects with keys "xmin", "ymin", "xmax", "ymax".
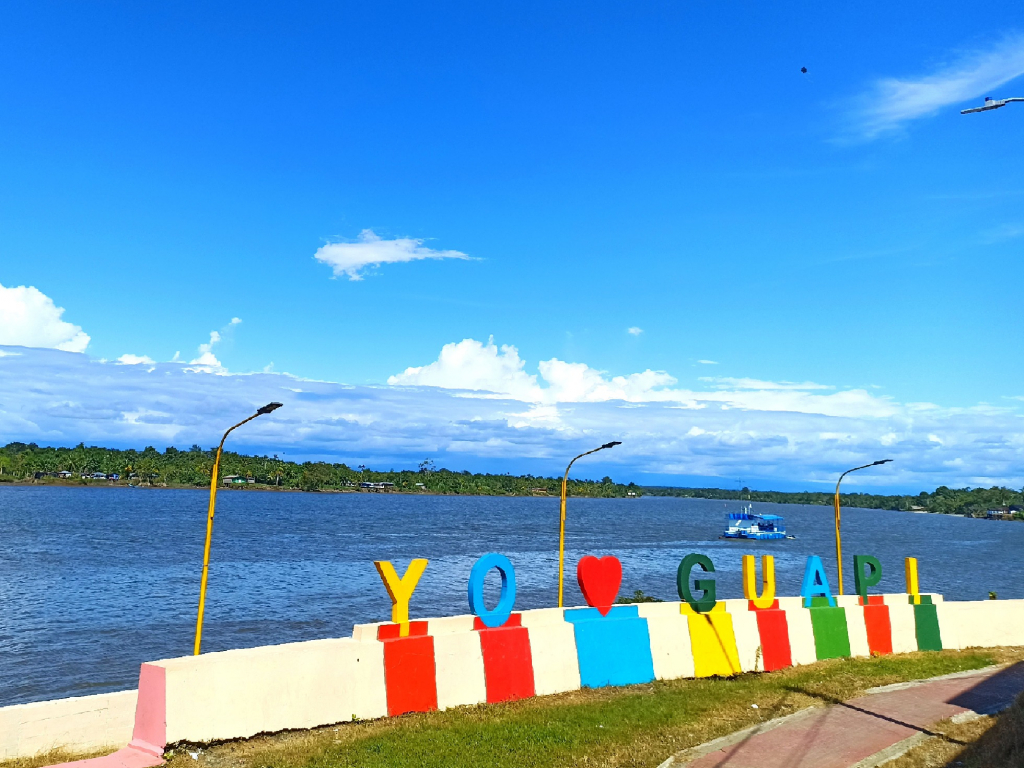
[
  {"xmin": 478, "ymin": 625, "xmax": 535, "ymax": 703},
  {"xmin": 753, "ymin": 609, "xmax": 792, "ymax": 671},
  {"xmin": 473, "ymin": 613, "xmax": 522, "ymax": 630},
  {"xmin": 377, "ymin": 620, "xmax": 429, "ymax": 640},
  {"xmin": 379, "ymin": 626, "xmax": 438, "ymax": 717},
  {"xmin": 863, "ymin": 603, "xmax": 894, "ymax": 656}
]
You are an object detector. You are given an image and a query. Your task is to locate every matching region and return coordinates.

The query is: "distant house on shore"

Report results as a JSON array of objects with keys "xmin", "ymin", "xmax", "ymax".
[
  {"xmin": 986, "ymin": 506, "xmax": 1022, "ymax": 520},
  {"xmin": 57, "ymin": 470, "xmax": 73, "ymax": 479},
  {"xmin": 359, "ymin": 481, "xmax": 395, "ymax": 492},
  {"xmin": 222, "ymin": 475, "xmax": 251, "ymax": 486}
]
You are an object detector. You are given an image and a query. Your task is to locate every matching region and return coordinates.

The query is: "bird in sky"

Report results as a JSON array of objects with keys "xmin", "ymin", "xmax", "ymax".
[
  {"xmin": 961, "ymin": 96, "xmax": 1024, "ymax": 114},
  {"xmin": 800, "ymin": 67, "xmax": 807, "ymax": 74}
]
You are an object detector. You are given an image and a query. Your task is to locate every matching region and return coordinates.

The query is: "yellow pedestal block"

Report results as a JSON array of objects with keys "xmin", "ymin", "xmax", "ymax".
[{"xmin": 686, "ymin": 611, "xmax": 742, "ymax": 678}]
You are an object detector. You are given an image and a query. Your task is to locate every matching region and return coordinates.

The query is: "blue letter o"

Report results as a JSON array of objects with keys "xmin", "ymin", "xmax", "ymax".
[{"xmin": 468, "ymin": 553, "xmax": 517, "ymax": 628}]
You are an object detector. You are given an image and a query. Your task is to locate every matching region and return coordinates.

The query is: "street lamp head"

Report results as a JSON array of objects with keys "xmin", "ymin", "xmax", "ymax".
[
  {"xmin": 601, "ymin": 441, "xmax": 622, "ymax": 450},
  {"xmin": 257, "ymin": 402, "xmax": 284, "ymax": 415},
  {"xmin": 873, "ymin": 459, "xmax": 893, "ymax": 466}
]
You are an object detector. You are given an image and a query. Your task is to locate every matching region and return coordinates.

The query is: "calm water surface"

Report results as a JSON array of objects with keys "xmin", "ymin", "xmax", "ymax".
[{"xmin": 0, "ymin": 486, "xmax": 1021, "ymax": 706}]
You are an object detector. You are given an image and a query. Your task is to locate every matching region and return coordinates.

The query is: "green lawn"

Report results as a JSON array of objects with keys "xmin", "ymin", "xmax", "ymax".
[{"xmin": 155, "ymin": 648, "xmax": 1024, "ymax": 768}]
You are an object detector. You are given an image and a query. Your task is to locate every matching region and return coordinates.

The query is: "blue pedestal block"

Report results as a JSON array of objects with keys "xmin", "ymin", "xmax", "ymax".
[{"xmin": 564, "ymin": 605, "xmax": 656, "ymax": 688}]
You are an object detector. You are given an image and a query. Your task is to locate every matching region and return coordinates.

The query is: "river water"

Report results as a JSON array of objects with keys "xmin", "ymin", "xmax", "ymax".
[{"xmin": 0, "ymin": 485, "xmax": 1020, "ymax": 706}]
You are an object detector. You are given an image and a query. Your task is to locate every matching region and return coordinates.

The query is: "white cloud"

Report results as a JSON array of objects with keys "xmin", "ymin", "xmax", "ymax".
[
  {"xmin": 190, "ymin": 331, "xmax": 223, "ymax": 369},
  {"xmin": 697, "ymin": 360, "xmax": 718, "ymax": 365},
  {"xmin": 389, "ymin": 338, "xmax": 897, "ymax": 418},
  {"xmin": 186, "ymin": 319, "xmax": 241, "ymax": 371},
  {"xmin": 982, "ymin": 223, "xmax": 1024, "ymax": 244},
  {"xmin": 314, "ymin": 229, "xmax": 470, "ymax": 281},
  {"xmin": 627, "ymin": 327, "xmax": 643, "ymax": 336},
  {"xmin": 389, "ymin": 338, "xmax": 541, "ymax": 401},
  {"xmin": 1, "ymin": 341, "xmax": 1023, "ymax": 490},
  {"xmin": 700, "ymin": 377, "xmax": 833, "ymax": 391},
  {"xmin": 0, "ymin": 282, "xmax": 90, "ymax": 352},
  {"xmin": 117, "ymin": 354, "xmax": 155, "ymax": 365},
  {"xmin": 849, "ymin": 35, "xmax": 1024, "ymax": 139}
]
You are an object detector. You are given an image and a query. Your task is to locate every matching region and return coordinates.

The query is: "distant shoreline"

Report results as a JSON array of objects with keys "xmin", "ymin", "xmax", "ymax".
[
  {"xmin": 0, "ymin": 480, "xmax": 969, "ymax": 515},
  {"xmin": 0, "ymin": 478, "xmax": 608, "ymax": 499}
]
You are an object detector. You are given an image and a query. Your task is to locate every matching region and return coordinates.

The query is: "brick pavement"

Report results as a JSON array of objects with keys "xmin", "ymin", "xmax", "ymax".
[{"xmin": 674, "ymin": 663, "xmax": 1024, "ymax": 768}]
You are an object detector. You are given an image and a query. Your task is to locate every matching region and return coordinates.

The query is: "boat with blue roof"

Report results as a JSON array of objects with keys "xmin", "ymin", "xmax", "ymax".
[{"xmin": 722, "ymin": 505, "xmax": 788, "ymax": 540}]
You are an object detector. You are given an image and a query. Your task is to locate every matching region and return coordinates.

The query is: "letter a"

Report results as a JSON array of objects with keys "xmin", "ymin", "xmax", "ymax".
[
  {"xmin": 374, "ymin": 559, "xmax": 428, "ymax": 636},
  {"xmin": 742, "ymin": 554, "xmax": 776, "ymax": 609},
  {"xmin": 800, "ymin": 555, "xmax": 835, "ymax": 608}
]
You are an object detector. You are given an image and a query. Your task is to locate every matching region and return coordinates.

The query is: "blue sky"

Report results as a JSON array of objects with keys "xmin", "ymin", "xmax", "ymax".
[{"xmin": 1, "ymin": 2, "xmax": 1023, "ymax": 491}]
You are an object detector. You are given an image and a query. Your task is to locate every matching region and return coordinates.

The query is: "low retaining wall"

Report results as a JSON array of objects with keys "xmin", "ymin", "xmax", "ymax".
[
  {"xmin": 7, "ymin": 592, "xmax": 1024, "ymax": 760},
  {"xmin": 0, "ymin": 690, "xmax": 137, "ymax": 759}
]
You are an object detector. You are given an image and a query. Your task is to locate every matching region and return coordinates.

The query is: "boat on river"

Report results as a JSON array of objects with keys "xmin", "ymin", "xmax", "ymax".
[{"xmin": 722, "ymin": 505, "xmax": 787, "ymax": 540}]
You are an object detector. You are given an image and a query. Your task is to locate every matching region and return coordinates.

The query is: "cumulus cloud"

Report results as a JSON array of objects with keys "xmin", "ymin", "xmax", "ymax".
[
  {"xmin": 388, "ymin": 338, "xmax": 540, "ymax": 401},
  {"xmin": 848, "ymin": 34, "xmax": 1024, "ymax": 139},
  {"xmin": 314, "ymin": 230, "xmax": 470, "ymax": 281},
  {"xmin": 1, "ymin": 341, "xmax": 1022, "ymax": 489},
  {"xmin": 190, "ymin": 332, "xmax": 223, "ymax": 369},
  {"xmin": 188, "ymin": 318, "xmax": 241, "ymax": 370},
  {"xmin": 627, "ymin": 327, "xmax": 643, "ymax": 336},
  {"xmin": 389, "ymin": 338, "xmax": 888, "ymax": 418},
  {"xmin": 0, "ymin": 282, "xmax": 90, "ymax": 352},
  {"xmin": 117, "ymin": 354, "xmax": 155, "ymax": 365}
]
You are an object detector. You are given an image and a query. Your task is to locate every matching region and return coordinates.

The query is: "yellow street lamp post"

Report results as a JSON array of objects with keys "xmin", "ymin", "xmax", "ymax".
[
  {"xmin": 557, "ymin": 441, "xmax": 621, "ymax": 607},
  {"xmin": 194, "ymin": 402, "xmax": 283, "ymax": 655},
  {"xmin": 833, "ymin": 458, "xmax": 892, "ymax": 595}
]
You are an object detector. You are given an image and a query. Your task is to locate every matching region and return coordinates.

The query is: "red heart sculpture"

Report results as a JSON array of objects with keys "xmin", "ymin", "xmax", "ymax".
[{"xmin": 577, "ymin": 555, "xmax": 622, "ymax": 616}]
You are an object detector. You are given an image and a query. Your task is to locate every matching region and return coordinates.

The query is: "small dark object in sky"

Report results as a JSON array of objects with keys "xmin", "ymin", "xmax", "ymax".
[{"xmin": 800, "ymin": 67, "xmax": 808, "ymax": 74}]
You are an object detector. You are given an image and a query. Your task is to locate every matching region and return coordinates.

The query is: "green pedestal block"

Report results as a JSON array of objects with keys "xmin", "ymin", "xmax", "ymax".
[
  {"xmin": 913, "ymin": 603, "xmax": 942, "ymax": 651},
  {"xmin": 809, "ymin": 606, "xmax": 851, "ymax": 660}
]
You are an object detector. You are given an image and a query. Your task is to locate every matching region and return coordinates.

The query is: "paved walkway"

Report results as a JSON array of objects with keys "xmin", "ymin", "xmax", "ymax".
[{"xmin": 670, "ymin": 663, "xmax": 1024, "ymax": 768}]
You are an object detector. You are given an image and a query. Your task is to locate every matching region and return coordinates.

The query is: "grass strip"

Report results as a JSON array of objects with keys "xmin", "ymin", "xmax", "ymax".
[{"xmin": 157, "ymin": 648, "xmax": 1024, "ymax": 768}]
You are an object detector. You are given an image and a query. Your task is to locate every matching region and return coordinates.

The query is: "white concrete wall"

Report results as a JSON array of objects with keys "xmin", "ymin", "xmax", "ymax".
[
  {"xmin": 730, "ymin": 610, "xmax": 763, "ymax": 672},
  {"xmin": 520, "ymin": 621, "xmax": 580, "ymax": 695},
  {"xmin": 0, "ymin": 690, "xmax": 137, "ymax": 759},
  {"xmin": 12, "ymin": 592, "xmax": 1024, "ymax": 759},
  {"xmin": 434, "ymin": 632, "xmax": 486, "ymax": 710},
  {"xmin": 428, "ymin": 615, "xmax": 476, "ymax": 635},
  {"xmin": 518, "ymin": 607, "xmax": 567, "ymax": 626},
  {"xmin": 785, "ymin": 606, "xmax": 818, "ymax": 665},
  {"xmin": 645, "ymin": 614, "xmax": 695, "ymax": 680},
  {"xmin": 156, "ymin": 637, "xmax": 387, "ymax": 744},
  {"xmin": 844, "ymin": 607, "xmax": 871, "ymax": 658},
  {"xmin": 887, "ymin": 604, "xmax": 918, "ymax": 654},
  {"xmin": 940, "ymin": 600, "xmax": 1024, "ymax": 649},
  {"xmin": 636, "ymin": 601, "xmax": 685, "ymax": 619}
]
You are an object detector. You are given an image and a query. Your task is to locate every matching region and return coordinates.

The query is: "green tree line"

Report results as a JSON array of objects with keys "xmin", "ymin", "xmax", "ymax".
[
  {"xmin": 643, "ymin": 484, "xmax": 1024, "ymax": 518},
  {"xmin": 0, "ymin": 442, "xmax": 640, "ymax": 497},
  {"xmin": 2, "ymin": 442, "xmax": 1020, "ymax": 516}
]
